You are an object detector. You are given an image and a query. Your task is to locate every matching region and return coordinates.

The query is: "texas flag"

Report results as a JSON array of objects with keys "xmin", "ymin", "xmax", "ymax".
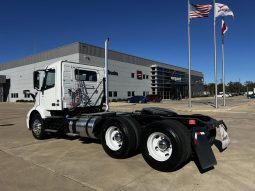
[
  {"xmin": 215, "ymin": 3, "xmax": 234, "ymax": 18},
  {"xmin": 222, "ymin": 19, "xmax": 228, "ymax": 35}
]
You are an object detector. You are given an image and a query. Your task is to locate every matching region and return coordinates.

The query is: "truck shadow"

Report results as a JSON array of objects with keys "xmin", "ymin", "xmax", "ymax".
[
  {"xmin": 48, "ymin": 135, "xmax": 217, "ymax": 172},
  {"xmin": 0, "ymin": 123, "xmax": 14, "ymax": 127},
  {"xmin": 53, "ymin": 135, "xmax": 101, "ymax": 145},
  {"xmin": 79, "ymin": 137, "xmax": 101, "ymax": 144},
  {"xmin": 192, "ymin": 157, "xmax": 215, "ymax": 174}
]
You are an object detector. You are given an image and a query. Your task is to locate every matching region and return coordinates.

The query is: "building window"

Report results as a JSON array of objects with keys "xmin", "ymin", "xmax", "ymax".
[
  {"xmin": 143, "ymin": 74, "xmax": 145, "ymax": 79},
  {"xmin": 132, "ymin": 91, "xmax": 135, "ymax": 96},
  {"xmin": 128, "ymin": 91, "xmax": 131, "ymax": 97},
  {"xmin": 143, "ymin": 91, "xmax": 149, "ymax": 96},
  {"xmin": 114, "ymin": 91, "xmax": 117, "ymax": 97},
  {"xmin": 131, "ymin": 73, "xmax": 135, "ymax": 78},
  {"xmin": 146, "ymin": 75, "xmax": 149, "ymax": 79},
  {"xmin": 11, "ymin": 93, "xmax": 18, "ymax": 98},
  {"xmin": 109, "ymin": 91, "xmax": 112, "ymax": 97}
]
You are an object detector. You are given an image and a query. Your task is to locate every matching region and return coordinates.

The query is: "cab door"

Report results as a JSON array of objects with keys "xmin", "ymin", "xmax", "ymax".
[{"xmin": 41, "ymin": 68, "xmax": 57, "ymax": 110}]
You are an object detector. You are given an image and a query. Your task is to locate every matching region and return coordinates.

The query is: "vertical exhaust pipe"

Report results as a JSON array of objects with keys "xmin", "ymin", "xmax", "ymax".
[{"xmin": 104, "ymin": 38, "xmax": 109, "ymax": 111}]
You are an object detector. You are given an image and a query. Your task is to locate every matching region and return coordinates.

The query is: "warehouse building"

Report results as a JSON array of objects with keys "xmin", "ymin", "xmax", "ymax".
[{"xmin": 0, "ymin": 42, "xmax": 203, "ymax": 102}]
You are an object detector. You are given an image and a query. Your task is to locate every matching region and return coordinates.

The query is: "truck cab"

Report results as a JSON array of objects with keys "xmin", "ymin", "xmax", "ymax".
[{"xmin": 27, "ymin": 60, "xmax": 105, "ymax": 128}]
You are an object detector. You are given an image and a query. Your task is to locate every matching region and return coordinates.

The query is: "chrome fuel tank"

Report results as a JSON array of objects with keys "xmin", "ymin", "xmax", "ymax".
[{"xmin": 69, "ymin": 116, "xmax": 102, "ymax": 139}]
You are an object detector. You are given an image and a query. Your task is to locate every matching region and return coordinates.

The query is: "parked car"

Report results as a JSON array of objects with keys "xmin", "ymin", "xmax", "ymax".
[
  {"xmin": 226, "ymin": 92, "xmax": 233, "ymax": 97},
  {"xmin": 247, "ymin": 94, "xmax": 255, "ymax": 99},
  {"xmin": 146, "ymin": 94, "xmax": 162, "ymax": 102},
  {"xmin": 217, "ymin": 93, "xmax": 229, "ymax": 98},
  {"xmin": 127, "ymin": 96, "xmax": 147, "ymax": 103}
]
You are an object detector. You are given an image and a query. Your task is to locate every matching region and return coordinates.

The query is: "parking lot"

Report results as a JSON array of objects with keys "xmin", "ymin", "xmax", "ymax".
[{"xmin": 0, "ymin": 96, "xmax": 255, "ymax": 191}]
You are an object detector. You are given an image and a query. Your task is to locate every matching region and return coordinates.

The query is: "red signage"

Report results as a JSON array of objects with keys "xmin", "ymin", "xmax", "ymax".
[{"xmin": 137, "ymin": 71, "xmax": 142, "ymax": 80}]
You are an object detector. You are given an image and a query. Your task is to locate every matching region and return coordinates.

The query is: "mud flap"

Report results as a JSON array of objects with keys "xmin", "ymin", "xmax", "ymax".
[{"xmin": 192, "ymin": 127, "xmax": 217, "ymax": 170}]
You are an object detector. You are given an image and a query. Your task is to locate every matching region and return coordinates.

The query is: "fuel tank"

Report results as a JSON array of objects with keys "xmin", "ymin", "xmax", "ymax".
[{"xmin": 69, "ymin": 116, "xmax": 102, "ymax": 139}]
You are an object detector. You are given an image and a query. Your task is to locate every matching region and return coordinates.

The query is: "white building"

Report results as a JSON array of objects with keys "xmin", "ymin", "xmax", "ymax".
[{"xmin": 0, "ymin": 42, "xmax": 203, "ymax": 102}]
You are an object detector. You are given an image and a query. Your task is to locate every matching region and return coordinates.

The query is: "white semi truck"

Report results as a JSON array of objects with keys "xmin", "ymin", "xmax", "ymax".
[{"xmin": 26, "ymin": 39, "xmax": 230, "ymax": 172}]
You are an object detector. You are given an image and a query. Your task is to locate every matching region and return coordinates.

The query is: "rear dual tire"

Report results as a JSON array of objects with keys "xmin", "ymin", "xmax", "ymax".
[
  {"xmin": 141, "ymin": 120, "xmax": 191, "ymax": 172},
  {"xmin": 101, "ymin": 117, "xmax": 141, "ymax": 159}
]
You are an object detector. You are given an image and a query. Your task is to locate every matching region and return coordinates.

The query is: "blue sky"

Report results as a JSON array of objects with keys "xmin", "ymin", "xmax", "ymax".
[{"xmin": 0, "ymin": 0, "xmax": 254, "ymax": 84}]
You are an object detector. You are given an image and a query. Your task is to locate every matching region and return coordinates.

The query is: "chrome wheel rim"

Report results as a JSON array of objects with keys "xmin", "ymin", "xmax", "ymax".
[{"xmin": 32, "ymin": 119, "xmax": 42, "ymax": 136}]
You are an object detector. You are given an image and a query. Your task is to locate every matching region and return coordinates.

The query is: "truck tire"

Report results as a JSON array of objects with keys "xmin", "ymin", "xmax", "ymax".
[
  {"xmin": 101, "ymin": 117, "xmax": 139, "ymax": 159},
  {"xmin": 30, "ymin": 114, "xmax": 46, "ymax": 140},
  {"xmin": 141, "ymin": 120, "xmax": 191, "ymax": 172}
]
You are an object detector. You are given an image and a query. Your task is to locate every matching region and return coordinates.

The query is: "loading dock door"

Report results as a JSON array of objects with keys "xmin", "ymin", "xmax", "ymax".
[
  {"xmin": 0, "ymin": 76, "xmax": 9, "ymax": 102},
  {"xmin": 0, "ymin": 75, "xmax": 6, "ymax": 102}
]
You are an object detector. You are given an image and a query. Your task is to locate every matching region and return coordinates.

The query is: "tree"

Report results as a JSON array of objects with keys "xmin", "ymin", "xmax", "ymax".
[
  {"xmin": 218, "ymin": 83, "xmax": 223, "ymax": 93},
  {"xmin": 244, "ymin": 81, "xmax": 255, "ymax": 92},
  {"xmin": 204, "ymin": 83, "xmax": 216, "ymax": 95},
  {"xmin": 204, "ymin": 81, "xmax": 251, "ymax": 96},
  {"xmin": 227, "ymin": 81, "xmax": 243, "ymax": 93}
]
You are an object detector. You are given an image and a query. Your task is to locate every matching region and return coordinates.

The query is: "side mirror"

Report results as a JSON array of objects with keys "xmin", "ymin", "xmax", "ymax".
[
  {"xmin": 33, "ymin": 71, "xmax": 40, "ymax": 90},
  {"xmin": 33, "ymin": 71, "xmax": 42, "ymax": 91}
]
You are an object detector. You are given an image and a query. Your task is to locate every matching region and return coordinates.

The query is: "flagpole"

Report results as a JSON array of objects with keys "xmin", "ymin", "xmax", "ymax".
[
  {"xmin": 222, "ymin": 17, "xmax": 226, "ymax": 106},
  {"xmin": 188, "ymin": 0, "xmax": 192, "ymax": 109},
  {"xmin": 214, "ymin": 0, "xmax": 218, "ymax": 108}
]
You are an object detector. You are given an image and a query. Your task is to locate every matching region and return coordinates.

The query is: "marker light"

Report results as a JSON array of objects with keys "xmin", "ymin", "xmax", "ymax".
[{"xmin": 188, "ymin": 119, "xmax": 196, "ymax": 125}]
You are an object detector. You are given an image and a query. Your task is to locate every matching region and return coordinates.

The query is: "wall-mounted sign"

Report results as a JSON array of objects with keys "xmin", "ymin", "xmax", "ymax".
[
  {"xmin": 137, "ymin": 71, "xmax": 142, "ymax": 80},
  {"xmin": 171, "ymin": 76, "xmax": 181, "ymax": 82},
  {"xmin": 108, "ymin": 70, "xmax": 118, "ymax": 76}
]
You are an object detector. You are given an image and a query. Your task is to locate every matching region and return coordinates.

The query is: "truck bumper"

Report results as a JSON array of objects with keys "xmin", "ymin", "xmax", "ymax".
[{"xmin": 218, "ymin": 121, "xmax": 230, "ymax": 150}]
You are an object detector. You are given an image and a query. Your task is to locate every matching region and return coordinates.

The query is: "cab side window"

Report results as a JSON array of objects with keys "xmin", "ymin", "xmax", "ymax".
[{"xmin": 75, "ymin": 69, "xmax": 97, "ymax": 82}]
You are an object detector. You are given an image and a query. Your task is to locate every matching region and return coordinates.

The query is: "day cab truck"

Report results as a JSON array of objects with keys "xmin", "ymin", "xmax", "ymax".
[{"xmin": 26, "ymin": 39, "xmax": 230, "ymax": 172}]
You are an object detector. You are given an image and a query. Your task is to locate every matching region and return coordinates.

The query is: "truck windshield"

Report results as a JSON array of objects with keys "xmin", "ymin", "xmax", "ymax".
[{"xmin": 44, "ymin": 69, "xmax": 55, "ymax": 90}]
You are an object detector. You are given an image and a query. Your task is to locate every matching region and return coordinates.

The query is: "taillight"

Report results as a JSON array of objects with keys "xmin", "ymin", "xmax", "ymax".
[{"xmin": 188, "ymin": 119, "xmax": 196, "ymax": 125}]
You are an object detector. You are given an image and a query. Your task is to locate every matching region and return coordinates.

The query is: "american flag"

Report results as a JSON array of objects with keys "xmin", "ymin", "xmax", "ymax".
[{"xmin": 189, "ymin": 4, "xmax": 212, "ymax": 19}]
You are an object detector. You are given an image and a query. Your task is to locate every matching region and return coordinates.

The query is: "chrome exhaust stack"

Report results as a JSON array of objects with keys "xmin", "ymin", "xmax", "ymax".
[{"xmin": 104, "ymin": 38, "xmax": 109, "ymax": 111}]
